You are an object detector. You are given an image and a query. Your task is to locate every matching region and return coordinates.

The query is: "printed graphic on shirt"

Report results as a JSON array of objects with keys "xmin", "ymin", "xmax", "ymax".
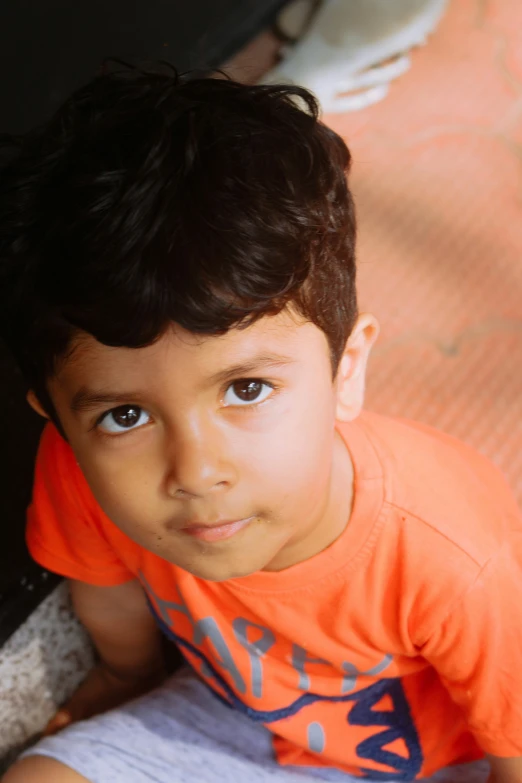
[{"xmin": 141, "ymin": 572, "xmax": 423, "ymax": 780}]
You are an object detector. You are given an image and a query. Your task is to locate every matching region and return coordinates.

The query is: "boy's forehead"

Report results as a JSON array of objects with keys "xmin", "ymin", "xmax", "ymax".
[{"xmin": 54, "ymin": 311, "xmax": 328, "ymax": 390}]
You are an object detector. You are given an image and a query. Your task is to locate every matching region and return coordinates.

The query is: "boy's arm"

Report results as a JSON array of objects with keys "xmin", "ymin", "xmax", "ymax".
[
  {"xmin": 43, "ymin": 578, "xmax": 167, "ymax": 735},
  {"xmin": 69, "ymin": 577, "xmax": 166, "ymax": 682},
  {"xmin": 487, "ymin": 756, "xmax": 522, "ymax": 783}
]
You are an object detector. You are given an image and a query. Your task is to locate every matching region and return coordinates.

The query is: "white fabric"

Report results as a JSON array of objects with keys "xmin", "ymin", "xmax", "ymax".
[
  {"xmin": 265, "ymin": 0, "xmax": 448, "ymax": 112},
  {"xmin": 20, "ymin": 667, "xmax": 490, "ymax": 783}
]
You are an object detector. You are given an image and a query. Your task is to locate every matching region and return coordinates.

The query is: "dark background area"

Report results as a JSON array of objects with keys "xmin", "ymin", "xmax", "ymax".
[
  {"xmin": 0, "ymin": 0, "xmax": 289, "ymax": 645},
  {"xmin": 1, "ymin": 0, "xmax": 288, "ymax": 134}
]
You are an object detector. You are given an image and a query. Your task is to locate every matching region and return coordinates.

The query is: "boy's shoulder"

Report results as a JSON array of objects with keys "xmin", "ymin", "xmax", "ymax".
[
  {"xmin": 38, "ymin": 421, "xmax": 85, "ymax": 482},
  {"xmin": 348, "ymin": 410, "xmax": 521, "ymax": 569}
]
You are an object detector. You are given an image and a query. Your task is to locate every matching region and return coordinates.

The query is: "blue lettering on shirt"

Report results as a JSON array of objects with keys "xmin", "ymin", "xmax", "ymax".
[{"xmin": 142, "ymin": 578, "xmax": 423, "ymax": 781}]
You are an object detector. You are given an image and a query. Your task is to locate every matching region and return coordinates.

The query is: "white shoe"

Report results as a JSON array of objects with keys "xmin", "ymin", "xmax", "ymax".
[{"xmin": 264, "ymin": 0, "xmax": 448, "ymax": 112}]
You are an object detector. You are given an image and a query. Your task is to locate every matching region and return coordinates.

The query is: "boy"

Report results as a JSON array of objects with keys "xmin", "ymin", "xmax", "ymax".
[{"xmin": 1, "ymin": 65, "xmax": 522, "ymax": 783}]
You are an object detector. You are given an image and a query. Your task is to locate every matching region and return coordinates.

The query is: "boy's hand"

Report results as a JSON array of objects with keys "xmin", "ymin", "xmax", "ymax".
[{"xmin": 43, "ymin": 662, "xmax": 166, "ymax": 736}]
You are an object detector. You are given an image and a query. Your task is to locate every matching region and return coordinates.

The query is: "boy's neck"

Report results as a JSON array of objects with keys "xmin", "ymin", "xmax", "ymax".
[{"xmin": 262, "ymin": 429, "xmax": 354, "ymax": 572}]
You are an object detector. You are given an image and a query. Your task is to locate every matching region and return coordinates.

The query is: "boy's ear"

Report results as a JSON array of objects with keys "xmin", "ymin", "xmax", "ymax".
[
  {"xmin": 26, "ymin": 390, "xmax": 50, "ymax": 420},
  {"xmin": 335, "ymin": 314, "xmax": 379, "ymax": 422}
]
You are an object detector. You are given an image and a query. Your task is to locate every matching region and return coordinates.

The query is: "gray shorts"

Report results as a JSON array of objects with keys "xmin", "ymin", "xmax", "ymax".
[{"xmin": 21, "ymin": 667, "xmax": 490, "ymax": 783}]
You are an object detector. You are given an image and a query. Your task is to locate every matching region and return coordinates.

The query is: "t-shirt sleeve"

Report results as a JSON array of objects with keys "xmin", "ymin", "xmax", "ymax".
[
  {"xmin": 26, "ymin": 423, "xmax": 135, "ymax": 586},
  {"xmin": 417, "ymin": 533, "xmax": 522, "ymax": 757}
]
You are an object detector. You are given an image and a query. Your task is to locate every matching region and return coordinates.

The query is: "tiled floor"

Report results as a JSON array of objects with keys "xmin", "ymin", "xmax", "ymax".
[{"xmin": 325, "ymin": 0, "xmax": 522, "ymax": 503}]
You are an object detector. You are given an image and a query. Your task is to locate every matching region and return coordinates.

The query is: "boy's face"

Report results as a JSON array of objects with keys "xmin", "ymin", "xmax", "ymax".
[{"xmin": 39, "ymin": 310, "xmax": 376, "ymax": 582}]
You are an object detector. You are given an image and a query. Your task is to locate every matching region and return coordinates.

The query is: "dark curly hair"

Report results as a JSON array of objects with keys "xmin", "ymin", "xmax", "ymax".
[{"xmin": 0, "ymin": 64, "xmax": 357, "ymax": 416}]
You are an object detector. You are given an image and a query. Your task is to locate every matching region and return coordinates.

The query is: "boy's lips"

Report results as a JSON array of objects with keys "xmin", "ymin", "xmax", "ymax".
[{"xmin": 181, "ymin": 516, "xmax": 255, "ymax": 543}]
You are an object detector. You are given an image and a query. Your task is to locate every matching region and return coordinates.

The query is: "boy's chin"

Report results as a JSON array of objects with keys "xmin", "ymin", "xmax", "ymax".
[
  {"xmin": 157, "ymin": 521, "xmax": 286, "ymax": 581},
  {"xmin": 165, "ymin": 550, "xmax": 269, "ymax": 583}
]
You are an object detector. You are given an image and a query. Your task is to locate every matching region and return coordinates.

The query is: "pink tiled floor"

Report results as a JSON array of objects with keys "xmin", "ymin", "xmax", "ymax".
[{"xmin": 324, "ymin": 0, "xmax": 522, "ymax": 503}]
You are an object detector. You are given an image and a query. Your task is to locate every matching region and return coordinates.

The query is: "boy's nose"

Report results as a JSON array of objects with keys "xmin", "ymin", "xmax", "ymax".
[{"xmin": 163, "ymin": 425, "xmax": 236, "ymax": 499}]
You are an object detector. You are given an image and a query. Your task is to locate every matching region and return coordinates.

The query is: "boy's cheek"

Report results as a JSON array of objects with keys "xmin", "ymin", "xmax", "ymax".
[{"xmin": 75, "ymin": 449, "xmax": 162, "ymax": 519}]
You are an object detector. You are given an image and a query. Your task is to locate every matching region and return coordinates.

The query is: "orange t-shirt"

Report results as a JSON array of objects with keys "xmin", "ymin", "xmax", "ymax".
[{"xmin": 26, "ymin": 411, "xmax": 522, "ymax": 779}]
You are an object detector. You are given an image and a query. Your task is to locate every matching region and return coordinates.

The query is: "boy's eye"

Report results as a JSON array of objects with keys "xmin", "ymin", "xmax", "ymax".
[
  {"xmin": 223, "ymin": 379, "xmax": 273, "ymax": 407},
  {"xmin": 97, "ymin": 405, "xmax": 151, "ymax": 434}
]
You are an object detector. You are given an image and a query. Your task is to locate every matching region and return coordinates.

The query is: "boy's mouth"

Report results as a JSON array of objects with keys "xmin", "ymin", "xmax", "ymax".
[{"xmin": 181, "ymin": 516, "xmax": 255, "ymax": 543}]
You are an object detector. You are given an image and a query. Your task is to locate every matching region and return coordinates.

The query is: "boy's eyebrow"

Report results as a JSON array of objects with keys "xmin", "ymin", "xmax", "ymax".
[
  {"xmin": 70, "ymin": 389, "xmax": 145, "ymax": 413},
  {"xmin": 204, "ymin": 353, "xmax": 296, "ymax": 387},
  {"xmin": 70, "ymin": 354, "xmax": 296, "ymax": 413}
]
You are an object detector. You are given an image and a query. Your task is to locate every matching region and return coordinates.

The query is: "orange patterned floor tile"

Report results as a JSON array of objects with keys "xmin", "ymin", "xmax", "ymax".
[{"xmin": 325, "ymin": 0, "xmax": 522, "ymax": 502}]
